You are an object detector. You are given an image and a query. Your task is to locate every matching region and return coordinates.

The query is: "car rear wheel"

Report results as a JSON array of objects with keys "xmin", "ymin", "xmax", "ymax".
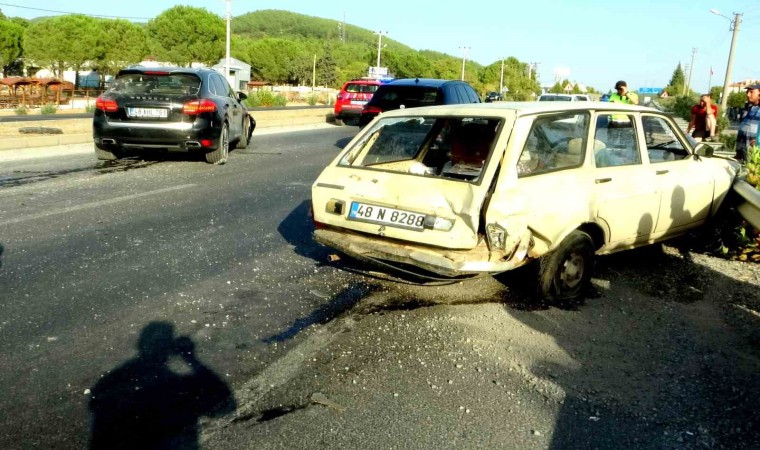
[
  {"xmin": 205, "ymin": 123, "xmax": 229, "ymax": 164},
  {"xmin": 538, "ymin": 230, "xmax": 594, "ymax": 301},
  {"xmin": 94, "ymin": 144, "xmax": 120, "ymax": 161}
]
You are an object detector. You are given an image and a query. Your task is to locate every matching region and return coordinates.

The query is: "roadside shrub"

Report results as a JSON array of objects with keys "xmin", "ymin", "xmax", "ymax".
[
  {"xmin": 14, "ymin": 106, "xmax": 27, "ymax": 115},
  {"xmin": 665, "ymin": 94, "xmax": 698, "ymax": 121},
  {"xmin": 243, "ymin": 90, "xmax": 287, "ymax": 108},
  {"xmin": 716, "ymin": 114, "xmax": 729, "ymax": 135},
  {"xmin": 747, "ymin": 145, "xmax": 760, "ymax": 189},
  {"xmin": 85, "ymin": 104, "xmax": 96, "ymax": 113},
  {"xmin": 40, "ymin": 103, "xmax": 57, "ymax": 115},
  {"xmin": 719, "ymin": 133, "xmax": 736, "ymax": 154},
  {"xmin": 306, "ymin": 95, "xmax": 318, "ymax": 106}
]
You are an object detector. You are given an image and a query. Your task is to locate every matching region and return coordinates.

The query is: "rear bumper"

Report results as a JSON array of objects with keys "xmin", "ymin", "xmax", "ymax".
[
  {"xmin": 93, "ymin": 116, "xmax": 223, "ymax": 151},
  {"xmin": 335, "ymin": 104, "xmax": 364, "ymax": 119},
  {"xmin": 313, "ymin": 228, "xmax": 522, "ymax": 277}
]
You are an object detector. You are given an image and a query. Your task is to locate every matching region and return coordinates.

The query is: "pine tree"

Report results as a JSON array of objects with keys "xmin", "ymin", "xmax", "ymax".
[{"xmin": 665, "ymin": 63, "xmax": 686, "ymax": 96}]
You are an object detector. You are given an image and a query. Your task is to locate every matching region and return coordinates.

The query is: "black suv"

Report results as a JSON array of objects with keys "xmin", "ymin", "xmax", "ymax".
[
  {"xmin": 93, "ymin": 66, "xmax": 255, "ymax": 164},
  {"xmin": 484, "ymin": 91, "xmax": 503, "ymax": 102},
  {"xmin": 358, "ymin": 78, "xmax": 480, "ymax": 127}
]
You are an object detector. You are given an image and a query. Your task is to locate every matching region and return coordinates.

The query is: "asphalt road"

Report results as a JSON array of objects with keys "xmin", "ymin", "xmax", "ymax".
[
  {"xmin": 2, "ymin": 126, "xmax": 760, "ymax": 449},
  {"xmin": 0, "ymin": 126, "xmax": 359, "ymax": 448}
]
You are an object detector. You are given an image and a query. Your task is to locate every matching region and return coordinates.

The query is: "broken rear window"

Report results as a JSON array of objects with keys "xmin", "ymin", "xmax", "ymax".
[{"xmin": 338, "ymin": 116, "xmax": 501, "ymax": 182}]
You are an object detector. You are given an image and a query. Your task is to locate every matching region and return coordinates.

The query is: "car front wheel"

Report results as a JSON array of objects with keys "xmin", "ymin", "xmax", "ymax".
[
  {"xmin": 236, "ymin": 115, "xmax": 252, "ymax": 149},
  {"xmin": 205, "ymin": 123, "xmax": 229, "ymax": 165},
  {"xmin": 538, "ymin": 230, "xmax": 594, "ymax": 301}
]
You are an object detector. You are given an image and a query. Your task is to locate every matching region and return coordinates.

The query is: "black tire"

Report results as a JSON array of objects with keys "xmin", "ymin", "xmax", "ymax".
[
  {"xmin": 538, "ymin": 230, "xmax": 594, "ymax": 301},
  {"xmin": 205, "ymin": 123, "xmax": 229, "ymax": 165},
  {"xmin": 235, "ymin": 116, "xmax": 250, "ymax": 149},
  {"xmin": 94, "ymin": 144, "xmax": 119, "ymax": 161}
]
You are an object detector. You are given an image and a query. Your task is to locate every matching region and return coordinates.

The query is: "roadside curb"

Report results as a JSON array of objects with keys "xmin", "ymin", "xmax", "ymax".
[{"xmin": 0, "ymin": 107, "xmax": 336, "ymax": 152}]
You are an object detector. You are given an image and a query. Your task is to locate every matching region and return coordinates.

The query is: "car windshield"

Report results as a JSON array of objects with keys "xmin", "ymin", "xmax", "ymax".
[
  {"xmin": 370, "ymin": 86, "xmax": 440, "ymax": 109},
  {"xmin": 345, "ymin": 83, "xmax": 378, "ymax": 94},
  {"xmin": 338, "ymin": 115, "xmax": 500, "ymax": 182},
  {"xmin": 108, "ymin": 73, "xmax": 201, "ymax": 96}
]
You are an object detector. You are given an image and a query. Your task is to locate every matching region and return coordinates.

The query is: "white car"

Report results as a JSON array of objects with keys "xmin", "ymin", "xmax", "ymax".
[{"xmin": 311, "ymin": 102, "xmax": 739, "ymax": 301}]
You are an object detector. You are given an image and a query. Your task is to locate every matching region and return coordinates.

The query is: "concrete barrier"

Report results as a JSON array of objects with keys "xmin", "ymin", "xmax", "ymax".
[{"xmin": 0, "ymin": 107, "xmax": 335, "ymax": 151}]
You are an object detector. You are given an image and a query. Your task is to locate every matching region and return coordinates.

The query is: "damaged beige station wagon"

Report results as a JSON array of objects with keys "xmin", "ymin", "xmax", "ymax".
[{"xmin": 311, "ymin": 102, "xmax": 739, "ymax": 300}]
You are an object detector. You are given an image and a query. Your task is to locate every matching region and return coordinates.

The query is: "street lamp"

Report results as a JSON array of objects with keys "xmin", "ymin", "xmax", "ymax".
[
  {"xmin": 459, "ymin": 46, "xmax": 470, "ymax": 81},
  {"xmin": 374, "ymin": 31, "xmax": 388, "ymax": 68},
  {"xmin": 710, "ymin": 9, "xmax": 743, "ymax": 116}
]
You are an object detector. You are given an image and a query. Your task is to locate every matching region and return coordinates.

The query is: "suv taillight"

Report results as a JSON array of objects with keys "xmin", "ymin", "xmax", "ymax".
[
  {"xmin": 95, "ymin": 96, "xmax": 118, "ymax": 112},
  {"xmin": 183, "ymin": 99, "xmax": 216, "ymax": 115},
  {"xmin": 362, "ymin": 105, "xmax": 383, "ymax": 114}
]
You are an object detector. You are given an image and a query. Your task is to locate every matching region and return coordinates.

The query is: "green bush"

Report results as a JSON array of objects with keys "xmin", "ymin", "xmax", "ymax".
[
  {"xmin": 665, "ymin": 94, "xmax": 698, "ymax": 121},
  {"xmin": 40, "ymin": 103, "xmax": 57, "ymax": 115},
  {"xmin": 747, "ymin": 145, "xmax": 760, "ymax": 189},
  {"xmin": 716, "ymin": 114, "xmax": 729, "ymax": 135},
  {"xmin": 85, "ymin": 104, "xmax": 96, "ymax": 113},
  {"xmin": 306, "ymin": 95, "xmax": 318, "ymax": 106},
  {"xmin": 719, "ymin": 133, "xmax": 736, "ymax": 153},
  {"xmin": 243, "ymin": 90, "xmax": 287, "ymax": 108},
  {"xmin": 14, "ymin": 106, "xmax": 27, "ymax": 115}
]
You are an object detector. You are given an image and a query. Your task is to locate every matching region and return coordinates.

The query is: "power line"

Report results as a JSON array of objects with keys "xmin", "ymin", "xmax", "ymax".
[{"xmin": 0, "ymin": 2, "xmax": 151, "ymax": 20}]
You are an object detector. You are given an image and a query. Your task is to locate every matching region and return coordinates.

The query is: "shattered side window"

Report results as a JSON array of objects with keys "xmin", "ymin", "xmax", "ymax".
[
  {"xmin": 338, "ymin": 116, "xmax": 500, "ymax": 183},
  {"xmin": 517, "ymin": 112, "xmax": 590, "ymax": 176}
]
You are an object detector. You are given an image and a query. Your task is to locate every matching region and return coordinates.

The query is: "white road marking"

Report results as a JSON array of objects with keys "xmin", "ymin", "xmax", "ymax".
[{"xmin": 0, "ymin": 184, "xmax": 196, "ymax": 226}]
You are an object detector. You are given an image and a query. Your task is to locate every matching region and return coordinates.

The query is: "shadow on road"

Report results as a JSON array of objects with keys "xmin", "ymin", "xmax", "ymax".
[
  {"xmin": 504, "ymin": 246, "xmax": 760, "ymax": 449},
  {"xmin": 88, "ymin": 321, "xmax": 236, "ymax": 449},
  {"xmin": 277, "ymin": 200, "xmax": 333, "ymax": 263}
]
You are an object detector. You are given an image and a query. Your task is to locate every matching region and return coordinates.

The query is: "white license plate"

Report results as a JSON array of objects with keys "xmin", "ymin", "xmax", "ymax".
[
  {"xmin": 350, "ymin": 100, "xmax": 367, "ymax": 105},
  {"xmin": 127, "ymin": 107, "xmax": 168, "ymax": 118},
  {"xmin": 348, "ymin": 202, "xmax": 425, "ymax": 231}
]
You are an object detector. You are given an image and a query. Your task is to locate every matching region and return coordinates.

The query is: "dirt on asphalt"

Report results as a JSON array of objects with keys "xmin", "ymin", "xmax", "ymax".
[{"xmin": 202, "ymin": 240, "xmax": 760, "ymax": 450}]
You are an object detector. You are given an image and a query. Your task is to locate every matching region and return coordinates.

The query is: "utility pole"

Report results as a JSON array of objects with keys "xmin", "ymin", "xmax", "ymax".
[
  {"xmin": 685, "ymin": 47, "xmax": 696, "ymax": 95},
  {"xmin": 459, "ymin": 46, "xmax": 470, "ymax": 81},
  {"xmin": 225, "ymin": 0, "xmax": 231, "ymax": 79},
  {"xmin": 312, "ymin": 54, "xmax": 316, "ymax": 92},
  {"xmin": 374, "ymin": 31, "xmax": 387, "ymax": 68},
  {"xmin": 499, "ymin": 58, "xmax": 504, "ymax": 95},
  {"xmin": 711, "ymin": 9, "xmax": 742, "ymax": 115}
]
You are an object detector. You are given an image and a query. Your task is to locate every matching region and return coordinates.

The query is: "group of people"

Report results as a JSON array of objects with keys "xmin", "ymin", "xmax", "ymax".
[{"xmin": 604, "ymin": 79, "xmax": 758, "ymax": 162}]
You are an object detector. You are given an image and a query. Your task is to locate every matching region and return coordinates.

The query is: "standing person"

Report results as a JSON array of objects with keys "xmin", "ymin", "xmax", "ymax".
[
  {"xmin": 609, "ymin": 80, "xmax": 639, "ymax": 105},
  {"xmin": 736, "ymin": 84, "xmax": 760, "ymax": 162},
  {"xmin": 686, "ymin": 94, "xmax": 719, "ymax": 142}
]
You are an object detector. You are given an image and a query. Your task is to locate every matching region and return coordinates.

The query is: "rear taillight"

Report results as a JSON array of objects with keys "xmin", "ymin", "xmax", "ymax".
[
  {"xmin": 362, "ymin": 105, "xmax": 382, "ymax": 114},
  {"xmin": 336, "ymin": 93, "xmax": 344, "ymax": 100},
  {"xmin": 182, "ymin": 99, "xmax": 216, "ymax": 115},
  {"xmin": 95, "ymin": 96, "xmax": 118, "ymax": 112}
]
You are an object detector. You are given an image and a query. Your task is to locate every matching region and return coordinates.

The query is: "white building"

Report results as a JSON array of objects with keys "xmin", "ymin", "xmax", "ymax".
[{"xmin": 212, "ymin": 57, "xmax": 251, "ymax": 91}]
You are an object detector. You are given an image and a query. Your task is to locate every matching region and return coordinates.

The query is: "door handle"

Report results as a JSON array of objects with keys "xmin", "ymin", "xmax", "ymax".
[
  {"xmin": 595, "ymin": 177, "xmax": 612, "ymax": 184},
  {"xmin": 656, "ymin": 170, "xmax": 669, "ymax": 175}
]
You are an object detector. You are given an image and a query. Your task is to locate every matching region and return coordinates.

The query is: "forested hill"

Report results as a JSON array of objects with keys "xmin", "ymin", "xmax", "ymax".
[{"xmin": 232, "ymin": 9, "xmax": 414, "ymax": 53}]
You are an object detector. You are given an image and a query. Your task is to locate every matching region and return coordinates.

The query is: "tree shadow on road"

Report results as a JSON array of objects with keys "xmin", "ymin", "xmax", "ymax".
[
  {"xmin": 503, "ymin": 245, "xmax": 760, "ymax": 449},
  {"xmin": 88, "ymin": 321, "xmax": 236, "ymax": 449}
]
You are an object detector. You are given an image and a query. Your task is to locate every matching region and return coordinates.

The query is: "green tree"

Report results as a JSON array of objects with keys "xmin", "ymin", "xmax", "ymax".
[
  {"xmin": 315, "ymin": 46, "xmax": 338, "ymax": 87},
  {"xmin": 549, "ymin": 82, "xmax": 563, "ymax": 94},
  {"xmin": 147, "ymin": 6, "xmax": 224, "ymax": 66},
  {"xmin": 93, "ymin": 19, "xmax": 148, "ymax": 79},
  {"xmin": 23, "ymin": 15, "xmax": 103, "ymax": 84},
  {"xmin": 664, "ymin": 63, "xmax": 686, "ymax": 96},
  {"xmin": 727, "ymin": 91, "xmax": 746, "ymax": 109},
  {"xmin": 0, "ymin": 18, "xmax": 24, "ymax": 74}
]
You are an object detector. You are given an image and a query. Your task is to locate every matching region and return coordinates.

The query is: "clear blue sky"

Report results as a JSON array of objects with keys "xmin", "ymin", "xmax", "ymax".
[{"xmin": 3, "ymin": 0, "xmax": 760, "ymax": 93}]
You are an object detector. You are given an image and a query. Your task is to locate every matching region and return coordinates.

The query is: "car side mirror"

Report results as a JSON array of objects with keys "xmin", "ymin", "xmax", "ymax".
[
  {"xmin": 237, "ymin": 91, "xmax": 248, "ymax": 101},
  {"xmin": 694, "ymin": 143, "xmax": 713, "ymax": 157}
]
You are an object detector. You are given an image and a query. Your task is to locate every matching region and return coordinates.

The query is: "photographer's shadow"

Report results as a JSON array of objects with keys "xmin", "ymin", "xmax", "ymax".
[{"xmin": 89, "ymin": 321, "xmax": 236, "ymax": 450}]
